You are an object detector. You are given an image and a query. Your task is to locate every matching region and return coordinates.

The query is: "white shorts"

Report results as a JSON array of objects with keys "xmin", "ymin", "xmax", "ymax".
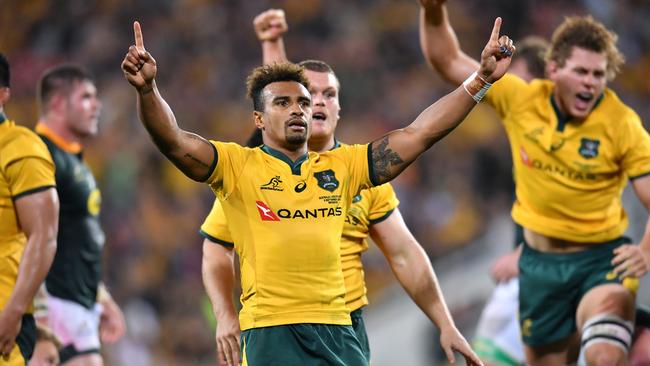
[
  {"xmin": 47, "ymin": 295, "xmax": 103, "ymax": 353},
  {"xmin": 473, "ymin": 278, "xmax": 525, "ymax": 365}
]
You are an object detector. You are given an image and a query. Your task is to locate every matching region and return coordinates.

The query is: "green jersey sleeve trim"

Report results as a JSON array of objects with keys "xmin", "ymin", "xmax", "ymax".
[
  {"xmin": 12, "ymin": 185, "xmax": 56, "ymax": 201},
  {"xmin": 369, "ymin": 208, "xmax": 395, "ymax": 225},
  {"xmin": 367, "ymin": 143, "xmax": 378, "ymax": 186},
  {"xmin": 199, "ymin": 229, "xmax": 234, "ymax": 248},
  {"xmin": 200, "ymin": 142, "xmax": 219, "ymax": 183},
  {"xmin": 629, "ymin": 170, "xmax": 650, "ymax": 181}
]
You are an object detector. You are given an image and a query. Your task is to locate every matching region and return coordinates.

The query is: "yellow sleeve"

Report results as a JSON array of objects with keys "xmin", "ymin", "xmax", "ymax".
[
  {"xmin": 343, "ymin": 144, "xmax": 373, "ymax": 197},
  {"xmin": 1, "ymin": 129, "xmax": 55, "ymax": 198},
  {"xmin": 205, "ymin": 141, "xmax": 247, "ymax": 196},
  {"xmin": 200, "ymin": 199, "xmax": 233, "ymax": 248},
  {"xmin": 484, "ymin": 73, "xmax": 529, "ymax": 119},
  {"xmin": 618, "ymin": 111, "xmax": 650, "ymax": 179},
  {"xmin": 367, "ymin": 183, "xmax": 399, "ymax": 224}
]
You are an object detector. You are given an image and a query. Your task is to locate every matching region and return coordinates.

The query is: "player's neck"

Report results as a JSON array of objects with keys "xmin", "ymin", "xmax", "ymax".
[
  {"xmin": 38, "ymin": 116, "xmax": 85, "ymax": 147},
  {"xmin": 308, "ymin": 136, "xmax": 336, "ymax": 153}
]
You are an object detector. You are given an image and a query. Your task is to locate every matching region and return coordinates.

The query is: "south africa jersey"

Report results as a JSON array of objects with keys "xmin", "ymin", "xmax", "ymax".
[
  {"xmin": 200, "ymin": 169, "xmax": 398, "ymax": 312},
  {"xmin": 205, "ymin": 141, "xmax": 373, "ymax": 331},
  {"xmin": 37, "ymin": 123, "xmax": 105, "ymax": 309},
  {"xmin": 0, "ymin": 117, "xmax": 55, "ymax": 312},
  {"xmin": 486, "ymin": 74, "xmax": 650, "ymax": 242}
]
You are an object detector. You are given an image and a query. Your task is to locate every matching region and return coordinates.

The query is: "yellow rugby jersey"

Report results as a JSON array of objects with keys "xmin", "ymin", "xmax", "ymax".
[
  {"xmin": 205, "ymin": 141, "xmax": 373, "ymax": 330},
  {"xmin": 342, "ymin": 183, "xmax": 398, "ymax": 311},
  {"xmin": 486, "ymin": 74, "xmax": 650, "ymax": 242},
  {"xmin": 200, "ymin": 173, "xmax": 399, "ymax": 312},
  {"xmin": 0, "ymin": 118, "xmax": 55, "ymax": 311}
]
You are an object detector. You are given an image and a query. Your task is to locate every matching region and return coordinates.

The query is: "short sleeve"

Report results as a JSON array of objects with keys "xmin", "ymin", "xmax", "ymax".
[
  {"xmin": 618, "ymin": 111, "xmax": 650, "ymax": 179},
  {"xmin": 200, "ymin": 199, "xmax": 234, "ymax": 248},
  {"xmin": 1, "ymin": 129, "xmax": 55, "ymax": 199},
  {"xmin": 484, "ymin": 73, "xmax": 529, "ymax": 120},
  {"xmin": 342, "ymin": 144, "xmax": 373, "ymax": 197},
  {"xmin": 205, "ymin": 141, "xmax": 248, "ymax": 195},
  {"xmin": 367, "ymin": 183, "xmax": 399, "ymax": 224}
]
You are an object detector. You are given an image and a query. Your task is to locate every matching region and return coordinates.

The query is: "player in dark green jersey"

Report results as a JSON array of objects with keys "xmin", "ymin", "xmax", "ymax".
[{"xmin": 36, "ymin": 65, "xmax": 125, "ymax": 366}]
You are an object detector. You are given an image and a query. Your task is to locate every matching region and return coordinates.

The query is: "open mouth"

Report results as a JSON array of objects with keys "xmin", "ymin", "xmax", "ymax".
[
  {"xmin": 574, "ymin": 92, "xmax": 594, "ymax": 111},
  {"xmin": 287, "ymin": 118, "xmax": 307, "ymax": 131},
  {"xmin": 312, "ymin": 112, "xmax": 327, "ymax": 122}
]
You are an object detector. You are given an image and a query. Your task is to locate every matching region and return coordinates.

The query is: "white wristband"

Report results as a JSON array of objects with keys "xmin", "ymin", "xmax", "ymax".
[{"xmin": 462, "ymin": 71, "xmax": 492, "ymax": 103}]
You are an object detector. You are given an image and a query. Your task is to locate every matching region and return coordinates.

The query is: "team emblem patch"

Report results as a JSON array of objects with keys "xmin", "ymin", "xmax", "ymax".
[
  {"xmin": 260, "ymin": 176, "xmax": 284, "ymax": 191},
  {"xmin": 578, "ymin": 138, "xmax": 600, "ymax": 159},
  {"xmin": 314, "ymin": 169, "xmax": 339, "ymax": 192}
]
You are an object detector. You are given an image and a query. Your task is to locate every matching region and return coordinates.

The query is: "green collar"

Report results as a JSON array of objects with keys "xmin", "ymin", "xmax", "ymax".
[
  {"xmin": 550, "ymin": 93, "xmax": 604, "ymax": 132},
  {"xmin": 261, "ymin": 145, "xmax": 309, "ymax": 175},
  {"xmin": 0, "ymin": 112, "xmax": 6, "ymax": 124}
]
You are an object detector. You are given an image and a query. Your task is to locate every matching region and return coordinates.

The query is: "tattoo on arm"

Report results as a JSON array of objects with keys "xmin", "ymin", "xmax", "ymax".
[
  {"xmin": 184, "ymin": 153, "xmax": 210, "ymax": 168},
  {"xmin": 371, "ymin": 136, "xmax": 404, "ymax": 184}
]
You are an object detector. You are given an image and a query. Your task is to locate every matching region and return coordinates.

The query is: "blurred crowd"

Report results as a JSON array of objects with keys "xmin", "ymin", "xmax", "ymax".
[{"xmin": 1, "ymin": 0, "xmax": 650, "ymax": 364}]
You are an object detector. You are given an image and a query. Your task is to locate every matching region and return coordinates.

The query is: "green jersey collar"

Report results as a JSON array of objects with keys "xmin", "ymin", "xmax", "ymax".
[{"xmin": 261, "ymin": 145, "xmax": 309, "ymax": 175}]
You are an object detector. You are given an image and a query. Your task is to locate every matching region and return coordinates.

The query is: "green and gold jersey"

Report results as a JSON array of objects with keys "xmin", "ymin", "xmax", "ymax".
[
  {"xmin": 201, "ymin": 172, "xmax": 398, "ymax": 312},
  {"xmin": 0, "ymin": 117, "xmax": 55, "ymax": 312},
  {"xmin": 486, "ymin": 74, "xmax": 650, "ymax": 242},
  {"xmin": 37, "ymin": 123, "xmax": 105, "ymax": 309},
  {"xmin": 205, "ymin": 141, "xmax": 373, "ymax": 330},
  {"xmin": 341, "ymin": 182, "xmax": 398, "ymax": 311}
]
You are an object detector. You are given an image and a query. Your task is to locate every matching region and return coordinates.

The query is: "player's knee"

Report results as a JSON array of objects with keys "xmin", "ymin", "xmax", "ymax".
[{"xmin": 581, "ymin": 314, "xmax": 632, "ymax": 366}]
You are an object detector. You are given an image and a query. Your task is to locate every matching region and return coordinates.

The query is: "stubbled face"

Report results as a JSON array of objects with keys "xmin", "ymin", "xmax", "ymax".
[
  {"xmin": 304, "ymin": 70, "xmax": 340, "ymax": 145},
  {"xmin": 257, "ymin": 81, "xmax": 312, "ymax": 147},
  {"xmin": 64, "ymin": 80, "xmax": 102, "ymax": 138},
  {"xmin": 548, "ymin": 47, "xmax": 607, "ymax": 120}
]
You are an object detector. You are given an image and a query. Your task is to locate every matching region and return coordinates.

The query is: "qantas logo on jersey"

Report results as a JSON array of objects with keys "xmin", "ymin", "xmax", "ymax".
[
  {"xmin": 519, "ymin": 146, "xmax": 597, "ymax": 181},
  {"xmin": 255, "ymin": 200, "xmax": 343, "ymax": 221},
  {"xmin": 256, "ymin": 201, "xmax": 280, "ymax": 221}
]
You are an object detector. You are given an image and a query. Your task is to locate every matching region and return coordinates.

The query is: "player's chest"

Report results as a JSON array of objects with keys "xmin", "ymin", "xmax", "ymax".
[
  {"xmin": 55, "ymin": 153, "xmax": 100, "ymax": 212},
  {"xmin": 510, "ymin": 112, "xmax": 616, "ymax": 174}
]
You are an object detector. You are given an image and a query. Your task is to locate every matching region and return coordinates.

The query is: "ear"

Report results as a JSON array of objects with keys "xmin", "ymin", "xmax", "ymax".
[
  {"xmin": 0, "ymin": 87, "xmax": 10, "ymax": 106},
  {"xmin": 253, "ymin": 111, "xmax": 265, "ymax": 130},
  {"xmin": 546, "ymin": 60, "xmax": 558, "ymax": 80}
]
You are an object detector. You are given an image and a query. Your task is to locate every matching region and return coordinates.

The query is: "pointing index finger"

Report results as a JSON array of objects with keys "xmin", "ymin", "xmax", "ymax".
[
  {"xmin": 490, "ymin": 17, "xmax": 502, "ymax": 43},
  {"xmin": 134, "ymin": 21, "xmax": 145, "ymax": 52}
]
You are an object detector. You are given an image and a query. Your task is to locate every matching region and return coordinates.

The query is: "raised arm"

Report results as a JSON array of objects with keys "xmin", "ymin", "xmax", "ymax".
[
  {"xmin": 202, "ymin": 241, "xmax": 240, "ymax": 366},
  {"xmin": 370, "ymin": 17, "xmax": 514, "ymax": 185},
  {"xmin": 370, "ymin": 208, "xmax": 482, "ymax": 366},
  {"xmin": 121, "ymin": 21, "xmax": 216, "ymax": 182},
  {"xmin": 419, "ymin": 0, "xmax": 481, "ymax": 85},
  {"xmin": 0, "ymin": 188, "xmax": 58, "ymax": 357},
  {"xmin": 253, "ymin": 9, "xmax": 289, "ymax": 65}
]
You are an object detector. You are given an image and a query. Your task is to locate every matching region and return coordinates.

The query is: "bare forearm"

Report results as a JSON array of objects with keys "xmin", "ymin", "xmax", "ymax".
[
  {"xmin": 389, "ymin": 246, "xmax": 455, "ymax": 330},
  {"xmin": 202, "ymin": 250, "xmax": 237, "ymax": 318},
  {"xmin": 137, "ymin": 83, "xmax": 215, "ymax": 181},
  {"xmin": 372, "ymin": 86, "xmax": 475, "ymax": 184},
  {"xmin": 6, "ymin": 235, "xmax": 56, "ymax": 314},
  {"xmin": 262, "ymin": 40, "xmax": 288, "ymax": 65},
  {"xmin": 137, "ymin": 82, "xmax": 184, "ymax": 157},
  {"xmin": 419, "ymin": 4, "xmax": 479, "ymax": 85}
]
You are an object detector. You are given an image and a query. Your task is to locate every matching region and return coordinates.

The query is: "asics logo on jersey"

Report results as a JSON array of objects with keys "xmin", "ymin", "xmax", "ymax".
[
  {"xmin": 294, "ymin": 181, "xmax": 307, "ymax": 193},
  {"xmin": 256, "ymin": 201, "xmax": 280, "ymax": 221},
  {"xmin": 260, "ymin": 176, "xmax": 284, "ymax": 191},
  {"xmin": 314, "ymin": 169, "xmax": 339, "ymax": 192}
]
